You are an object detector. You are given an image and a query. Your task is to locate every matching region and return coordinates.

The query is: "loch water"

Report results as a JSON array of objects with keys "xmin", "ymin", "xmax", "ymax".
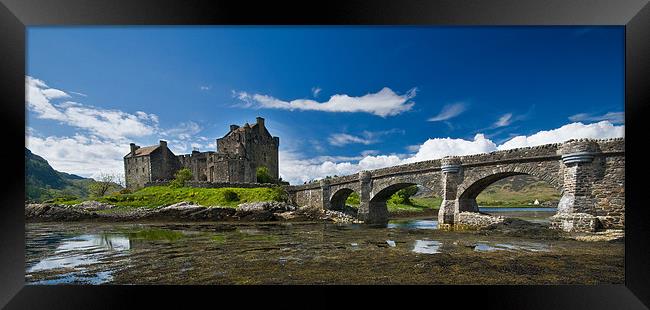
[{"xmin": 25, "ymin": 207, "xmax": 624, "ymax": 285}]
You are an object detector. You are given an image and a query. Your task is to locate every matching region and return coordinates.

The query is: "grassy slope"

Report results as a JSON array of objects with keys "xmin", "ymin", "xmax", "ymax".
[
  {"xmin": 26, "ymin": 148, "xmax": 123, "ymax": 202},
  {"xmin": 64, "ymin": 186, "xmax": 287, "ymax": 208},
  {"xmin": 387, "ymin": 197, "xmax": 441, "ymax": 213}
]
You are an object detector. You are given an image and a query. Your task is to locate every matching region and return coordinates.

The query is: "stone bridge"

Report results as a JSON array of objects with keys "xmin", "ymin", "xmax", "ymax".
[{"xmin": 285, "ymin": 138, "xmax": 624, "ymax": 232}]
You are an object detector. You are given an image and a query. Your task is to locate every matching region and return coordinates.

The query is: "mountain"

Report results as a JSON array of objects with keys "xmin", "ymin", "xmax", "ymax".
[{"xmin": 25, "ymin": 148, "xmax": 97, "ymax": 202}]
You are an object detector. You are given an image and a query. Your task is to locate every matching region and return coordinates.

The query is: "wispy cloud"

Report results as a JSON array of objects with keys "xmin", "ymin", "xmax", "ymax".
[
  {"xmin": 569, "ymin": 111, "xmax": 624, "ymax": 124},
  {"xmin": 328, "ymin": 129, "xmax": 404, "ymax": 146},
  {"xmin": 69, "ymin": 91, "xmax": 88, "ymax": 97},
  {"xmin": 428, "ymin": 102, "xmax": 466, "ymax": 122},
  {"xmin": 199, "ymin": 85, "xmax": 211, "ymax": 91},
  {"xmin": 328, "ymin": 133, "xmax": 374, "ymax": 146},
  {"xmin": 233, "ymin": 87, "xmax": 417, "ymax": 117},
  {"xmin": 311, "ymin": 87, "xmax": 321, "ymax": 98},
  {"xmin": 493, "ymin": 113, "xmax": 513, "ymax": 128}
]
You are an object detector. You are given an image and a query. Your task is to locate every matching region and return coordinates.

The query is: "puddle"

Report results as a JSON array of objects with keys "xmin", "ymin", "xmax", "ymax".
[{"xmin": 412, "ymin": 240, "xmax": 441, "ymax": 254}]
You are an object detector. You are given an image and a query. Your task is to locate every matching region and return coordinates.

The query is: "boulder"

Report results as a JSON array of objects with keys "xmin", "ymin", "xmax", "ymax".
[
  {"xmin": 149, "ymin": 202, "xmax": 235, "ymax": 221},
  {"xmin": 25, "ymin": 203, "xmax": 99, "ymax": 222},
  {"xmin": 75, "ymin": 200, "xmax": 116, "ymax": 211},
  {"xmin": 235, "ymin": 201, "xmax": 296, "ymax": 221}
]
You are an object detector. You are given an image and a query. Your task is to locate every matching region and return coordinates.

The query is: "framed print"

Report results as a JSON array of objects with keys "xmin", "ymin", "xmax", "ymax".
[{"xmin": 1, "ymin": 0, "xmax": 649, "ymax": 308}]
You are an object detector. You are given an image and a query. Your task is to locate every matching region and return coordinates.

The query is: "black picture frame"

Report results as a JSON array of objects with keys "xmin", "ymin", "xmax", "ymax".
[{"xmin": 1, "ymin": 0, "xmax": 649, "ymax": 309}]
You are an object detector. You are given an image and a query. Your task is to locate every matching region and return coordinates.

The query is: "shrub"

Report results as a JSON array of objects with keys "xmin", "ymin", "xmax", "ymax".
[
  {"xmin": 223, "ymin": 189, "xmax": 239, "ymax": 202},
  {"xmin": 256, "ymin": 166, "xmax": 274, "ymax": 184},
  {"xmin": 388, "ymin": 185, "xmax": 419, "ymax": 205},
  {"xmin": 346, "ymin": 192, "xmax": 360, "ymax": 206},
  {"xmin": 169, "ymin": 168, "xmax": 193, "ymax": 188}
]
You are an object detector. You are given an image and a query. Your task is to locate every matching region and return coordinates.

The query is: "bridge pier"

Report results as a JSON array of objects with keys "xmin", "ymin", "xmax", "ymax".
[
  {"xmin": 357, "ymin": 171, "xmax": 389, "ymax": 224},
  {"xmin": 320, "ymin": 179, "xmax": 331, "ymax": 211},
  {"xmin": 438, "ymin": 157, "xmax": 462, "ymax": 226},
  {"xmin": 550, "ymin": 140, "xmax": 601, "ymax": 232}
]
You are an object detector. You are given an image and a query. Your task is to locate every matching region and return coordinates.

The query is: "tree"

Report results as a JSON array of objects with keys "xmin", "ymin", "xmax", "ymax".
[
  {"xmin": 169, "ymin": 168, "xmax": 193, "ymax": 188},
  {"xmin": 89, "ymin": 172, "xmax": 118, "ymax": 197},
  {"xmin": 388, "ymin": 185, "xmax": 419, "ymax": 205},
  {"xmin": 256, "ymin": 166, "xmax": 273, "ymax": 184}
]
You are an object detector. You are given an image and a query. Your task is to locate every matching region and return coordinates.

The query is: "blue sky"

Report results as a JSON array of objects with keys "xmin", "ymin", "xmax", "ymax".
[{"xmin": 26, "ymin": 26, "xmax": 625, "ymax": 184}]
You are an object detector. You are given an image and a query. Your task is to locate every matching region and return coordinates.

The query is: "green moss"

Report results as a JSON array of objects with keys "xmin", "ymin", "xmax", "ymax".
[
  {"xmin": 211, "ymin": 234, "xmax": 227, "ymax": 243},
  {"xmin": 94, "ymin": 186, "xmax": 286, "ymax": 208}
]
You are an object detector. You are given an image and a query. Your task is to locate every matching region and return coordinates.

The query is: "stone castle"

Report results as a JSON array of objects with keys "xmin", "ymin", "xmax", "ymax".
[{"xmin": 124, "ymin": 117, "xmax": 279, "ymax": 190}]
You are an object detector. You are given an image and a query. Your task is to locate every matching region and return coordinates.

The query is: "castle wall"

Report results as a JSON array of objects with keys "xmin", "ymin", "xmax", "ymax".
[
  {"xmin": 125, "ymin": 156, "xmax": 152, "ymax": 190},
  {"xmin": 216, "ymin": 118, "xmax": 279, "ymax": 181}
]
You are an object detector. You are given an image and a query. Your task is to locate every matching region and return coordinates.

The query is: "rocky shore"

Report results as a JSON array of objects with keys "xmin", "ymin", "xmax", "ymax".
[{"xmin": 25, "ymin": 201, "xmax": 362, "ymax": 224}]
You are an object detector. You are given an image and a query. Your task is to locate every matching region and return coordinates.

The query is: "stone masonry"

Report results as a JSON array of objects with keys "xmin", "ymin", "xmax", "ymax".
[
  {"xmin": 124, "ymin": 117, "xmax": 279, "ymax": 190},
  {"xmin": 286, "ymin": 138, "xmax": 624, "ymax": 232}
]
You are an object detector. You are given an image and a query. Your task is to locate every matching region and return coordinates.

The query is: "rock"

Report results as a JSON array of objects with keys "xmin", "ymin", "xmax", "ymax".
[
  {"xmin": 75, "ymin": 200, "xmax": 116, "ymax": 211},
  {"xmin": 236, "ymin": 201, "xmax": 296, "ymax": 213},
  {"xmin": 149, "ymin": 202, "xmax": 236, "ymax": 221},
  {"xmin": 323, "ymin": 210, "xmax": 362, "ymax": 223},
  {"xmin": 455, "ymin": 212, "xmax": 505, "ymax": 230},
  {"xmin": 237, "ymin": 210, "xmax": 275, "ymax": 221},
  {"xmin": 25, "ymin": 203, "xmax": 99, "ymax": 222},
  {"xmin": 274, "ymin": 211, "xmax": 298, "ymax": 221},
  {"xmin": 235, "ymin": 202, "xmax": 296, "ymax": 221},
  {"xmin": 570, "ymin": 229, "xmax": 625, "ymax": 242}
]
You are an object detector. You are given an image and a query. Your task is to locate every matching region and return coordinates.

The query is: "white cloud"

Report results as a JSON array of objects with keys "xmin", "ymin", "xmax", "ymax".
[
  {"xmin": 27, "ymin": 134, "xmax": 125, "ymax": 179},
  {"xmin": 162, "ymin": 121, "xmax": 202, "ymax": 140},
  {"xmin": 69, "ymin": 91, "xmax": 88, "ymax": 97},
  {"xmin": 25, "ymin": 76, "xmax": 209, "ymax": 178},
  {"xmin": 405, "ymin": 144, "xmax": 420, "ymax": 152},
  {"xmin": 361, "ymin": 150, "xmax": 380, "ymax": 156},
  {"xmin": 26, "ymin": 76, "xmax": 159, "ymax": 141},
  {"xmin": 42, "ymin": 88, "xmax": 70, "ymax": 99},
  {"xmin": 569, "ymin": 112, "xmax": 624, "ymax": 124},
  {"xmin": 494, "ymin": 113, "xmax": 513, "ymax": 127},
  {"xmin": 497, "ymin": 121, "xmax": 624, "ymax": 150},
  {"xmin": 328, "ymin": 133, "xmax": 374, "ymax": 146},
  {"xmin": 404, "ymin": 134, "xmax": 498, "ymax": 164},
  {"xmin": 328, "ymin": 129, "xmax": 404, "ymax": 146},
  {"xmin": 279, "ymin": 121, "xmax": 624, "ymax": 185},
  {"xmin": 234, "ymin": 87, "xmax": 417, "ymax": 117},
  {"xmin": 428, "ymin": 102, "xmax": 466, "ymax": 122},
  {"xmin": 311, "ymin": 87, "xmax": 321, "ymax": 97},
  {"xmin": 200, "ymin": 85, "xmax": 211, "ymax": 91}
]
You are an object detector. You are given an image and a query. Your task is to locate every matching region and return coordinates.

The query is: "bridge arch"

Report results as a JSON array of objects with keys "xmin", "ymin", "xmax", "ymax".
[
  {"xmin": 370, "ymin": 182, "xmax": 418, "ymax": 203},
  {"xmin": 329, "ymin": 187, "xmax": 358, "ymax": 211},
  {"xmin": 455, "ymin": 163, "xmax": 563, "ymax": 212}
]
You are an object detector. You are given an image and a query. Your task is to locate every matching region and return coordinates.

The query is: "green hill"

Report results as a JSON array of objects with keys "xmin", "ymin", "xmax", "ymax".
[
  {"xmin": 476, "ymin": 175, "xmax": 560, "ymax": 206},
  {"xmin": 25, "ymin": 148, "xmax": 118, "ymax": 202}
]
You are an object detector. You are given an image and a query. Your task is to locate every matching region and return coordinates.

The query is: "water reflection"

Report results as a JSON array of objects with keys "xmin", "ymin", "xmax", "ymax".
[
  {"xmin": 28, "ymin": 234, "xmax": 130, "ymax": 273},
  {"xmin": 479, "ymin": 207, "xmax": 557, "ymax": 224},
  {"xmin": 25, "ymin": 218, "xmax": 622, "ymax": 285},
  {"xmin": 473, "ymin": 241, "xmax": 550, "ymax": 253},
  {"xmin": 412, "ymin": 240, "xmax": 441, "ymax": 254},
  {"xmin": 388, "ymin": 219, "xmax": 438, "ymax": 230}
]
